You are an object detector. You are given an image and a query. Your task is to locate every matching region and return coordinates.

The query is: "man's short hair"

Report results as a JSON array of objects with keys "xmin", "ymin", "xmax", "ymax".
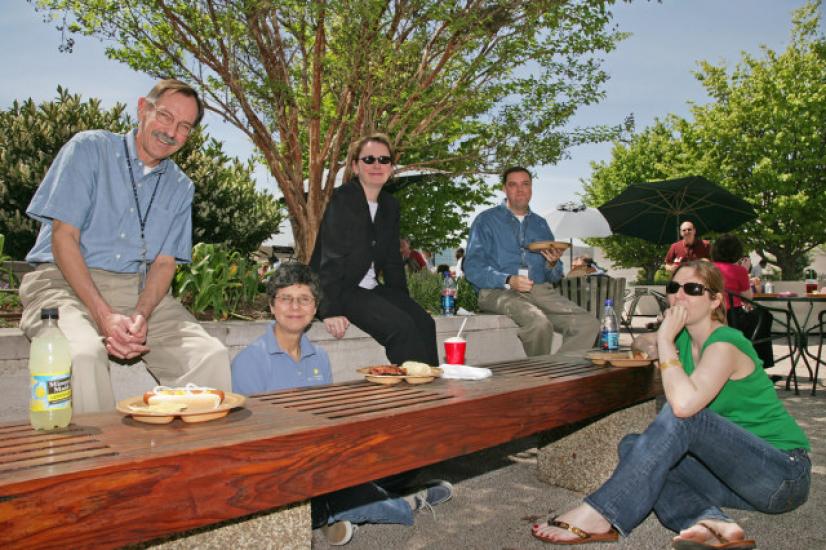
[
  {"xmin": 501, "ymin": 166, "xmax": 532, "ymax": 185},
  {"xmin": 146, "ymin": 78, "xmax": 205, "ymax": 127},
  {"xmin": 266, "ymin": 262, "xmax": 323, "ymax": 305}
]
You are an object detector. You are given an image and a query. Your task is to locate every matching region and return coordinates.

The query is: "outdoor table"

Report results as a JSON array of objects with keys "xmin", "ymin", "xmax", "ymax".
[
  {"xmin": 752, "ymin": 292, "xmax": 826, "ymax": 395},
  {"xmin": 0, "ymin": 354, "xmax": 660, "ymax": 549}
]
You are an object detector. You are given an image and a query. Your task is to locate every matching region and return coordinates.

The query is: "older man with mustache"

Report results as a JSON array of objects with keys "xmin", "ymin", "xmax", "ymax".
[{"xmin": 20, "ymin": 79, "xmax": 231, "ymax": 414}]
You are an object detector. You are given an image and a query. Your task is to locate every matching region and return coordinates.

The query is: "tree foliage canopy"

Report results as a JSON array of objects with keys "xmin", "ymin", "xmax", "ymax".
[
  {"xmin": 0, "ymin": 87, "xmax": 282, "ymax": 259},
  {"xmin": 35, "ymin": 0, "xmax": 629, "ymax": 259},
  {"xmin": 584, "ymin": 0, "xmax": 825, "ymax": 280},
  {"xmin": 684, "ymin": 0, "xmax": 826, "ymax": 278}
]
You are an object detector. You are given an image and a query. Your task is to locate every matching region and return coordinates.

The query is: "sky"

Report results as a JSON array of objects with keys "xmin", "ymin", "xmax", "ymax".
[{"xmin": 2, "ymin": 0, "xmax": 823, "ymax": 246}]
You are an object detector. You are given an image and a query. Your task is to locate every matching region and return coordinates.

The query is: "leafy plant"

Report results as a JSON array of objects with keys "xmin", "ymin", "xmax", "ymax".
[
  {"xmin": 407, "ymin": 270, "xmax": 478, "ymax": 315},
  {"xmin": 0, "ymin": 234, "xmax": 15, "ymax": 288},
  {"xmin": 172, "ymin": 243, "xmax": 260, "ymax": 320}
]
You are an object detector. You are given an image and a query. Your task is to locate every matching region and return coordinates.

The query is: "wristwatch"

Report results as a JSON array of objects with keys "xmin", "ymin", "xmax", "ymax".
[{"xmin": 504, "ymin": 275, "xmax": 512, "ymax": 290}]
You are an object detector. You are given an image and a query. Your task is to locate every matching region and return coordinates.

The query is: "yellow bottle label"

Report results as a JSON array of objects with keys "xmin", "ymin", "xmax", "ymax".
[{"xmin": 30, "ymin": 373, "xmax": 72, "ymax": 411}]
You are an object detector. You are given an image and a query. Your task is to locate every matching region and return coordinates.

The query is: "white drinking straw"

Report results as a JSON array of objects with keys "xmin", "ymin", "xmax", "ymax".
[{"xmin": 456, "ymin": 317, "xmax": 468, "ymax": 339}]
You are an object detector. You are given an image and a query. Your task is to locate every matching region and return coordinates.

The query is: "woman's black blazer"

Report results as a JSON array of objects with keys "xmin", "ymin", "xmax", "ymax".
[{"xmin": 310, "ymin": 178, "xmax": 408, "ymax": 319}]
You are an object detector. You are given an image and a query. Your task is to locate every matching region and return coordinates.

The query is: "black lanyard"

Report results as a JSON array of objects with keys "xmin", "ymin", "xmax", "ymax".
[{"xmin": 122, "ymin": 137, "xmax": 162, "ymax": 245}]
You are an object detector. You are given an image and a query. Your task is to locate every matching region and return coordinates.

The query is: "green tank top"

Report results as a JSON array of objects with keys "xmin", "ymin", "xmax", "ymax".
[{"xmin": 676, "ymin": 326, "xmax": 809, "ymax": 451}]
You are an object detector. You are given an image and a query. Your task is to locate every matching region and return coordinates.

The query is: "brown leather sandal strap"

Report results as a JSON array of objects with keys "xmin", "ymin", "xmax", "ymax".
[
  {"xmin": 698, "ymin": 521, "xmax": 730, "ymax": 544},
  {"xmin": 550, "ymin": 518, "xmax": 590, "ymax": 540}
]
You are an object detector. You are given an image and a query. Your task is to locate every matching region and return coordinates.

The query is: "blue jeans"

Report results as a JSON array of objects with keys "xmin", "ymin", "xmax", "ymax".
[
  {"xmin": 312, "ymin": 480, "xmax": 414, "ymax": 527},
  {"xmin": 585, "ymin": 404, "xmax": 811, "ymax": 537}
]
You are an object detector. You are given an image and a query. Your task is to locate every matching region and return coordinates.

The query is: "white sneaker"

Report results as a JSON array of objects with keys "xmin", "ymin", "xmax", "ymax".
[{"xmin": 321, "ymin": 520, "xmax": 356, "ymax": 546}]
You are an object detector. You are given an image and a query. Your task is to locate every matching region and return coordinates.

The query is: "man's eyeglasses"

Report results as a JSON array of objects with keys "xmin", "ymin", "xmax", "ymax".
[
  {"xmin": 146, "ymin": 99, "xmax": 195, "ymax": 136},
  {"xmin": 274, "ymin": 294, "xmax": 316, "ymax": 307},
  {"xmin": 665, "ymin": 281, "xmax": 713, "ymax": 296},
  {"xmin": 359, "ymin": 155, "xmax": 392, "ymax": 165},
  {"xmin": 681, "ymin": 228, "xmax": 695, "ymax": 233}
]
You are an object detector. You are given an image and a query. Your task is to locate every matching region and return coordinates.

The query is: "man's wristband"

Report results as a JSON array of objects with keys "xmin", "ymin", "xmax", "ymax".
[
  {"xmin": 659, "ymin": 358, "xmax": 682, "ymax": 371},
  {"xmin": 504, "ymin": 275, "xmax": 512, "ymax": 290}
]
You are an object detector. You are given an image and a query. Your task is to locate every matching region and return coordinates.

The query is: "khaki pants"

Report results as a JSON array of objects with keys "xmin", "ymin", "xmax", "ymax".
[
  {"xmin": 20, "ymin": 264, "xmax": 231, "ymax": 414},
  {"xmin": 478, "ymin": 283, "xmax": 600, "ymax": 356}
]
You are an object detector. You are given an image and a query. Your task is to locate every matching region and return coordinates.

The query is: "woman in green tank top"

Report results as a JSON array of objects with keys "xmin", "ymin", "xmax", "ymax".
[{"xmin": 531, "ymin": 261, "xmax": 810, "ymax": 549}]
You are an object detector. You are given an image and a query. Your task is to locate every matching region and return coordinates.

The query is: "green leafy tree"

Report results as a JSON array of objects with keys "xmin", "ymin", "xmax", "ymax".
[
  {"xmin": 174, "ymin": 134, "xmax": 284, "ymax": 255},
  {"xmin": 35, "ymin": 0, "xmax": 630, "ymax": 260},
  {"xmin": 389, "ymin": 172, "xmax": 489, "ymax": 252},
  {"xmin": 585, "ymin": 1, "xmax": 826, "ymax": 281},
  {"xmin": 0, "ymin": 87, "xmax": 283, "ymax": 258},
  {"xmin": 683, "ymin": 0, "xmax": 826, "ymax": 279},
  {"xmin": 582, "ymin": 119, "xmax": 693, "ymax": 282}
]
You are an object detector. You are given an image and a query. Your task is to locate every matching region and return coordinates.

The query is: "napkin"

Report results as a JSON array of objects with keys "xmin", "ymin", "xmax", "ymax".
[{"xmin": 439, "ymin": 364, "xmax": 493, "ymax": 380}]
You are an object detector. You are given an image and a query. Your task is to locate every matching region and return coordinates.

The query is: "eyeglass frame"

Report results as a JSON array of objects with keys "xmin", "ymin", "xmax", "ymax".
[
  {"xmin": 359, "ymin": 155, "xmax": 393, "ymax": 165},
  {"xmin": 273, "ymin": 293, "xmax": 316, "ymax": 307},
  {"xmin": 145, "ymin": 98, "xmax": 196, "ymax": 137},
  {"xmin": 665, "ymin": 281, "xmax": 714, "ymax": 296}
]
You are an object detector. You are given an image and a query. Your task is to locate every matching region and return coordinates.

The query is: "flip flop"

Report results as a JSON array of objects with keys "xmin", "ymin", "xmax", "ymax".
[
  {"xmin": 672, "ymin": 522, "xmax": 756, "ymax": 550},
  {"xmin": 532, "ymin": 516, "xmax": 619, "ymax": 545}
]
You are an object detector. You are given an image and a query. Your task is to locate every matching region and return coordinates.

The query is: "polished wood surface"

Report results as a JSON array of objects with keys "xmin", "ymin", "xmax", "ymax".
[{"xmin": 0, "ymin": 355, "xmax": 660, "ymax": 549}]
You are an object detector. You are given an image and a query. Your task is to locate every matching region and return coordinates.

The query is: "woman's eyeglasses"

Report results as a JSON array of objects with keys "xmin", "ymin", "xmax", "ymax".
[
  {"xmin": 665, "ymin": 281, "xmax": 713, "ymax": 296},
  {"xmin": 274, "ymin": 294, "xmax": 316, "ymax": 307},
  {"xmin": 359, "ymin": 155, "xmax": 392, "ymax": 165}
]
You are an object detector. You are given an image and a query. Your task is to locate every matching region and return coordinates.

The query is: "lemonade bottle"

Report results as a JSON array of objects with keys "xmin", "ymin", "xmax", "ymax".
[{"xmin": 29, "ymin": 308, "xmax": 72, "ymax": 430}]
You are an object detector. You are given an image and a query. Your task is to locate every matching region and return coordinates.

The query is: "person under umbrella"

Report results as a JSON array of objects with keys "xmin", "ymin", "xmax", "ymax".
[{"xmin": 665, "ymin": 221, "xmax": 711, "ymax": 273}]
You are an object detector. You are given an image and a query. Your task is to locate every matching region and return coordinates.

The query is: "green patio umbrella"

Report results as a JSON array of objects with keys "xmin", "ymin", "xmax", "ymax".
[{"xmin": 597, "ymin": 176, "xmax": 756, "ymax": 245}]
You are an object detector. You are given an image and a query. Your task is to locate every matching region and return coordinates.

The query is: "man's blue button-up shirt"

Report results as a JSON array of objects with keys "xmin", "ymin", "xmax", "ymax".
[
  {"xmin": 26, "ymin": 129, "xmax": 194, "ymax": 271},
  {"xmin": 464, "ymin": 202, "xmax": 564, "ymax": 291}
]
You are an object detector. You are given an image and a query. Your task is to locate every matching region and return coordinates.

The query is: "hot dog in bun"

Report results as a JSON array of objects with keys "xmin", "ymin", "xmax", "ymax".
[{"xmin": 143, "ymin": 383, "xmax": 224, "ymax": 411}]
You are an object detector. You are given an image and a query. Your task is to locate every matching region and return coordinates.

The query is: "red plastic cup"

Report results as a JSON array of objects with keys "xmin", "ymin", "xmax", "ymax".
[
  {"xmin": 444, "ymin": 337, "xmax": 467, "ymax": 365},
  {"xmin": 805, "ymin": 282, "xmax": 817, "ymax": 293}
]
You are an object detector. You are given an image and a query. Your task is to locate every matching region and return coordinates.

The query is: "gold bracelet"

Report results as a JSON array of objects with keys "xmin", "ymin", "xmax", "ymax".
[{"xmin": 659, "ymin": 358, "xmax": 682, "ymax": 371}]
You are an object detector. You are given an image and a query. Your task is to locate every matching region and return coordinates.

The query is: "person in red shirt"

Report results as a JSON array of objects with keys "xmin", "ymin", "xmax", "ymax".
[
  {"xmin": 400, "ymin": 238, "xmax": 427, "ymax": 272},
  {"xmin": 710, "ymin": 234, "xmax": 752, "ymax": 309},
  {"xmin": 665, "ymin": 221, "xmax": 711, "ymax": 273}
]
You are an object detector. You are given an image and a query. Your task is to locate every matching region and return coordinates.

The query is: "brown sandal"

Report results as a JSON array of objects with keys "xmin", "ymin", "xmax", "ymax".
[
  {"xmin": 672, "ymin": 521, "xmax": 756, "ymax": 550},
  {"xmin": 531, "ymin": 516, "xmax": 619, "ymax": 545}
]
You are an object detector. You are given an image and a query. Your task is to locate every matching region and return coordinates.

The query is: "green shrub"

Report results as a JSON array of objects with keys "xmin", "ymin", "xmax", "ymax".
[
  {"xmin": 407, "ymin": 270, "xmax": 479, "ymax": 315},
  {"xmin": 0, "ymin": 234, "xmax": 14, "ymax": 288},
  {"xmin": 173, "ymin": 243, "xmax": 260, "ymax": 320}
]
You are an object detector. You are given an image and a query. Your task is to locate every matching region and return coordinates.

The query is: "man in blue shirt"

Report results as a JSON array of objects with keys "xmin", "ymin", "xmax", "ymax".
[
  {"xmin": 20, "ymin": 79, "xmax": 231, "ymax": 413},
  {"xmin": 464, "ymin": 167, "xmax": 599, "ymax": 356}
]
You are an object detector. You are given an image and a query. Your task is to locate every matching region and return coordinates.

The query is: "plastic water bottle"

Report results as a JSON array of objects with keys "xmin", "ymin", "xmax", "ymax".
[
  {"xmin": 600, "ymin": 299, "xmax": 620, "ymax": 351},
  {"xmin": 440, "ymin": 272, "xmax": 457, "ymax": 316},
  {"xmin": 29, "ymin": 308, "xmax": 72, "ymax": 430}
]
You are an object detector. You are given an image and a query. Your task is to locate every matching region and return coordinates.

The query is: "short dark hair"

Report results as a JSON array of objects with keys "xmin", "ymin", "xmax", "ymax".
[
  {"xmin": 710, "ymin": 233, "xmax": 744, "ymax": 264},
  {"xmin": 501, "ymin": 166, "xmax": 532, "ymax": 186},
  {"xmin": 146, "ymin": 78, "xmax": 205, "ymax": 126},
  {"xmin": 266, "ymin": 262, "xmax": 323, "ymax": 305}
]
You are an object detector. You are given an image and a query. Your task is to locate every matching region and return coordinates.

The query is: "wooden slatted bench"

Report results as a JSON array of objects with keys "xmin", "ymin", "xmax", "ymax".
[{"xmin": 0, "ymin": 354, "xmax": 660, "ymax": 549}]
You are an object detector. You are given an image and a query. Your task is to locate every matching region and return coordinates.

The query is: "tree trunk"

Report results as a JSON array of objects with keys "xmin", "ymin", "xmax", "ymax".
[{"xmin": 771, "ymin": 249, "xmax": 807, "ymax": 281}]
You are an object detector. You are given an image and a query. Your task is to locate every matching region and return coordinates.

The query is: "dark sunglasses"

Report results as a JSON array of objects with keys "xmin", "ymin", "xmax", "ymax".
[
  {"xmin": 359, "ymin": 155, "xmax": 392, "ymax": 165},
  {"xmin": 665, "ymin": 281, "xmax": 713, "ymax": 296}
]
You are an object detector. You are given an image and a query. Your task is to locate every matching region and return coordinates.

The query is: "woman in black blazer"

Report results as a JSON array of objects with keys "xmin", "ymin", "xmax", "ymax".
[{"xmin": 310, "ymin": 133, "xmax": 438, "ymax": 366}]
